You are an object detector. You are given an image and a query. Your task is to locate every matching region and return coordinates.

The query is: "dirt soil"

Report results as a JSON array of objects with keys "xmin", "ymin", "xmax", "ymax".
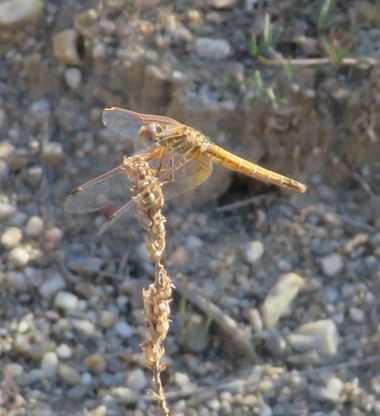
[{"xmin": 0, "ymin": 0, "xmax": 380, "ymax": 415}]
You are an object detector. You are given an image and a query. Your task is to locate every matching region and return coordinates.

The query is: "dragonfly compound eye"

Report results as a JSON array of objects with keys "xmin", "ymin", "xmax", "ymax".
[{"xmin": 139, "ymin": 124, "xmax": 162, "ymax": 146}]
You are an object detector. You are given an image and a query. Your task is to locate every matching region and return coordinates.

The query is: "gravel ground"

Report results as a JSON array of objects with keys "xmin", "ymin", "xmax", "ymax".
[{"xmin": 0, "ymin": 1, "xmax": 380, "ymax": 415}]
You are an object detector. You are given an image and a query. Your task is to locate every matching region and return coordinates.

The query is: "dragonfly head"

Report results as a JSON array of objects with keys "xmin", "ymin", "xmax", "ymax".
[{"xmin": 138, "ymin": 123, "xmax": 163, "ymax": 147}]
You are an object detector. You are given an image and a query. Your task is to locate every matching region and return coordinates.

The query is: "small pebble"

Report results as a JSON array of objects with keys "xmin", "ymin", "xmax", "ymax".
[
  {"xmin": 0, "ymin": 203, "xmax": 17, "ymax": 220},
  {"xmin": 8, "ymin": 246, "xmax": 30, "ymax": 268},
  {"xmin": 44, "ymin": 227, "xmax": 64, "ymax": 248},
  {"xmin": 64, "ymin": 67, "xmax": 82, "ymax": 90},
  {"xmin": 349, "ymin": 306, "xmax": 365, "ymax": 322},
  {"xmin": 208, "ymin": 0, "xmax": 238, "ymax": 9},
  {"xmin": 5, "ymin": 363, "xmax": 24, "ymax": 378},
  {"xmin": 112, "ymin": 387, "xmax": 139, "ymax": 404},
  {"xmin": 244, "ymin": 240, "xmax": 264, "ymax": 264},
  {"xmin": 185, "ymin": 235, "xmax": 203, "ymax": 251},
  {"xmin": 309, "ymin": 377, "xmax": 343, "ymax": 404},
  {"xmin": 41, "ymin": 351, "xmax": 59, "ymax": 378},
  {"xmin": 99, "ymin": 310, "xmax": 118, "ymax": 329},
  {"xmin": 39, "ymin": 273, "xmax": 66, "ymax": 298},
  {"xmin": 59, "ymin": 364, "xmax": 81, "ymax": 385},
  {"xmin": 174, "ymin": 372, "xmax": 192, "ymax": 389},
  {"xmin": 293, "ymin": 319, "xmax": 339, "ymax": 360},
  {"xmin": 0, "ymin": 0, "xmax": 43, "ymax": 26},
  {"xmin": 86, "ymin": 354, "xmax": 106, "ymax": 373},
  {"xmin": 81, "ymin": 372, "xmax": 92, "ymax": 386},
  {"xmin": 265, "ymin": 330, "xmax": 287, "ymax": 356},
  {"xmin": 1, "ymin": 227, "xmax": 22, "ymax": 249},
  {"xmin": 25, "ymin": 216, "xmax": 44, "ymax": 237},
  {"xmin": 72, "ymin": 319, "xmax": 96, "ymax": 336},
  {"xmin": 195, "ymin": 37, "xmax": 231, "ymax": 59},
  {"xmin": 126, "ymin": 368, "xmax": 147, "ymax": 391},
  {"xmin": 56, "ymin": 344, "xmax": 72, "ymax": 360},
  {"xmin": 41, "ymin": 142, "xmax": 64, "ymax": 164},
  {"xmin": 115, "ymin": 321, "xmax": 135, "ymax": 338},
  {"xmin": 54, "ymin": 291, "xmax": 79, "ymax": 311},
  {"xmin": 68, "ymin": 256, "xmax": 103, "ymax": 274},
  {"xmin": 261, "ymin": 272, "xmax": 305, "ymax": 329},
  {"xmin": 321, "ymin": 253, "xmax": 344, "ymax": 276},
  {"xmin": 17, "ymin": 320, "xmax": 30, "ymax": 333},
  {"xmin": 24, "ymin": 166, "xmax": 43, "ymax": 187}
]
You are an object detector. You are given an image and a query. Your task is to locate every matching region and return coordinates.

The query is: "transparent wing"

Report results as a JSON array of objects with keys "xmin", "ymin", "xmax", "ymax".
[
  {"xmin": 64, "ymin": 165, "xmax": 133, "ymax": 214},
  {"xmin": 102, "ymin": 107, "xmax": 182, "ymax": 145},
  {"xmin": 65, "ymin": 146, "xmax": 213, "ymax": 234},
  {"xmin": 163, "ymin": 153, "xmax": 213, "ymax": 199}
]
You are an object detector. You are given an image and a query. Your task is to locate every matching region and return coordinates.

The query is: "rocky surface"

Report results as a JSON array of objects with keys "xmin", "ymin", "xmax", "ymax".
[{"xmin": 0, "ymin": 0, "xmax": 379, "ymax": 415}]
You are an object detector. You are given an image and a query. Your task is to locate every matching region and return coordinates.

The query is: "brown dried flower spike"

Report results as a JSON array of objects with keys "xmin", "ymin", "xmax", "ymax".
[{"xmin": 125, "ymin": 155, "xmax": 173, "ymax": 416}]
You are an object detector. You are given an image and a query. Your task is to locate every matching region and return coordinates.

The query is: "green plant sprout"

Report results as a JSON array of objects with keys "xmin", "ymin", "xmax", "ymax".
[{"xmin": 317, "ymin": 0, "xmax": 336, "ymax": 32}]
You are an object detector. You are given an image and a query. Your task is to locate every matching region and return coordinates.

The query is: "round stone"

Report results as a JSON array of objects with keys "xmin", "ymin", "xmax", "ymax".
[
  {"xmin": 56, "ymin": 344, "xmax": 72, "ymax": 360},
  {"xmin": 64, "ymin": 67, "xmax": 82, "ymax": 90},
  {"xmin": 25, "ymin": 216, "xmax": 44, "ymax": 237},
  {"xmin": 126, "ymin": 368, "xmax": 147, "ymax": 391},
  {"xmin": 8, "ymin": 246, "xmax": 30, "ymax": 268},
  {"xmin": 59, "ymin": 364, "xmax": 81, "ymax": 385},
  {"xmin": 321, "ymin": 253, "xmax": 344, "ymax": 276},
  {"xmin": 1, "ymin": 227, "xmax": 22, "ymax": 249},
  {"xmin": 244, "ymin": 240, "xmax": 264, "ymax": 264},
  {"xmin": 195, "ymin": 37, "xmax": 231, "ymax": 59},
  {"xmin": 54, "ymin": 291, "xmax": 79, "ymax": 311},
  {"xmin": 41, "ymin": 351, "xmax": 59, "ymax": 378}
]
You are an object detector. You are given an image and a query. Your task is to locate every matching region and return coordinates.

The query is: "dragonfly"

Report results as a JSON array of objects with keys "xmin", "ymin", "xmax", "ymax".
[{"xmin": 64, "ymin": 107, "xmax": 307, "ymax": 234}]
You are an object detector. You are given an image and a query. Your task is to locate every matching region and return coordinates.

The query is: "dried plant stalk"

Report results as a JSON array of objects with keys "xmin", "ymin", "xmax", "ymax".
[{"xmin": 125, "ymin": 155, "xmax": 172, "ymax": 416}]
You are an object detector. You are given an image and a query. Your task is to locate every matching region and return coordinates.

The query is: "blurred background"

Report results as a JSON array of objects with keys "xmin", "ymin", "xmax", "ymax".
[{"xmin": 0, "ymin": 0, "xmax": 380, "ymax": 415}]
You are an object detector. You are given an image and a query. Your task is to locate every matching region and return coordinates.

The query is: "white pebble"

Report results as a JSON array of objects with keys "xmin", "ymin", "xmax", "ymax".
[
  {"xmin": 56, "ymin": 344, "xmax": 72, "ymax": 360},
  {"xmin": 261, "ymin": 272, "xmax": 305, "ymax": 329},
  {"xmin": 1, "ymin": 227, "xmax": 22, "ymax": 249},
  {"xmin": 349, "ymin": 307, "xmax": 365, "ymax": 322},
  {"xmin": 0, "ymin": 202, "xmax": 16, "ymax": 220},
  {"xmin": 5, "ymin": 363, "xmax": 23, "ymax": 377},
  {"xmin": 54, "ymin": 291, "xmax": 79, "ymax": 311},
  {"xmin": 294, "ymin": 319, "xmax": 339, "ymax": 360},
  {"xmin": 112, "ymin": 387, "xmax": 139, "ymax": 404},
  {"xmin": 41, "ymin": 351, "xmax": 59, "ymax": 378},
  {"xmin": 17, "ymin": 320, "xmax": 30, "ymax": 334},
  {"xmin": 64, "ymin": 67, "xmax": 82, "ymax": 90},
  {"xmin": 321, "ymin": 253, "xmax": 344, "ymax": 276},
  {"xmin": 8, "ymin": 246, "xmax": 30, "ymax": 268},
  {"xmin": 115, "ymin": 321, "xmax": 135, "ymax": 338},
  {"xmin": 195, "ymin": 37, "xmax": 231, "ymax": 59},
  {"xmin": 72, "ymin": 319, "xmax": 96, "ymax": 336},
  {"xmin": 126, "ymin": 368, "xmax": 147, "ymax": 391},
  {"xmin": 244, "ymin": 240, "xmax": 264, "ymax": 264},
  {"xmin": 25, "ymin": 216, "xmax": 44, "ymax": 237},
  {"xmin": 0, "ymin": 0, "xmax": 43, "ymax": 26}
]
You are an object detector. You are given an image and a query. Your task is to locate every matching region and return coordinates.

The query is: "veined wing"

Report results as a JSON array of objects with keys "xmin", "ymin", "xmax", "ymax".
[
  {"xmin": 64, "ymin": 165, "xmax": 133, "ymax": 214},
  {"xmin": 102, "ymin": 107, "xmax": 182, "ymax": 146},
  {"xmin": 96, "ymin": 149, "xmax": 213, "ymax": 234}
]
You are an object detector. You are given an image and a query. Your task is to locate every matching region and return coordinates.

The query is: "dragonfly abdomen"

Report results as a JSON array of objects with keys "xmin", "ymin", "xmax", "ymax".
[{"xmin": 207, "ymin": 143, "xmax": 306, "ymax": 193}]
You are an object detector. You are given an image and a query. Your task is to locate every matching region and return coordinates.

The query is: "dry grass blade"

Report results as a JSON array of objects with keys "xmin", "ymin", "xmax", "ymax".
[
  {"xmin": 175, "ymin": 275, "xmax": 256, "ymax": 361},
  {"xmin": 125, "ymin": 155, "xmax": 173, "ymax": 416}
]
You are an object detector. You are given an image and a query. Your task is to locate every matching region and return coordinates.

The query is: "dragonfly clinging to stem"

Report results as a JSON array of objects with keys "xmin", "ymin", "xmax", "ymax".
[{"xmin": 64, "ymin": 107, "xmax": 307, "ymax": 233}]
